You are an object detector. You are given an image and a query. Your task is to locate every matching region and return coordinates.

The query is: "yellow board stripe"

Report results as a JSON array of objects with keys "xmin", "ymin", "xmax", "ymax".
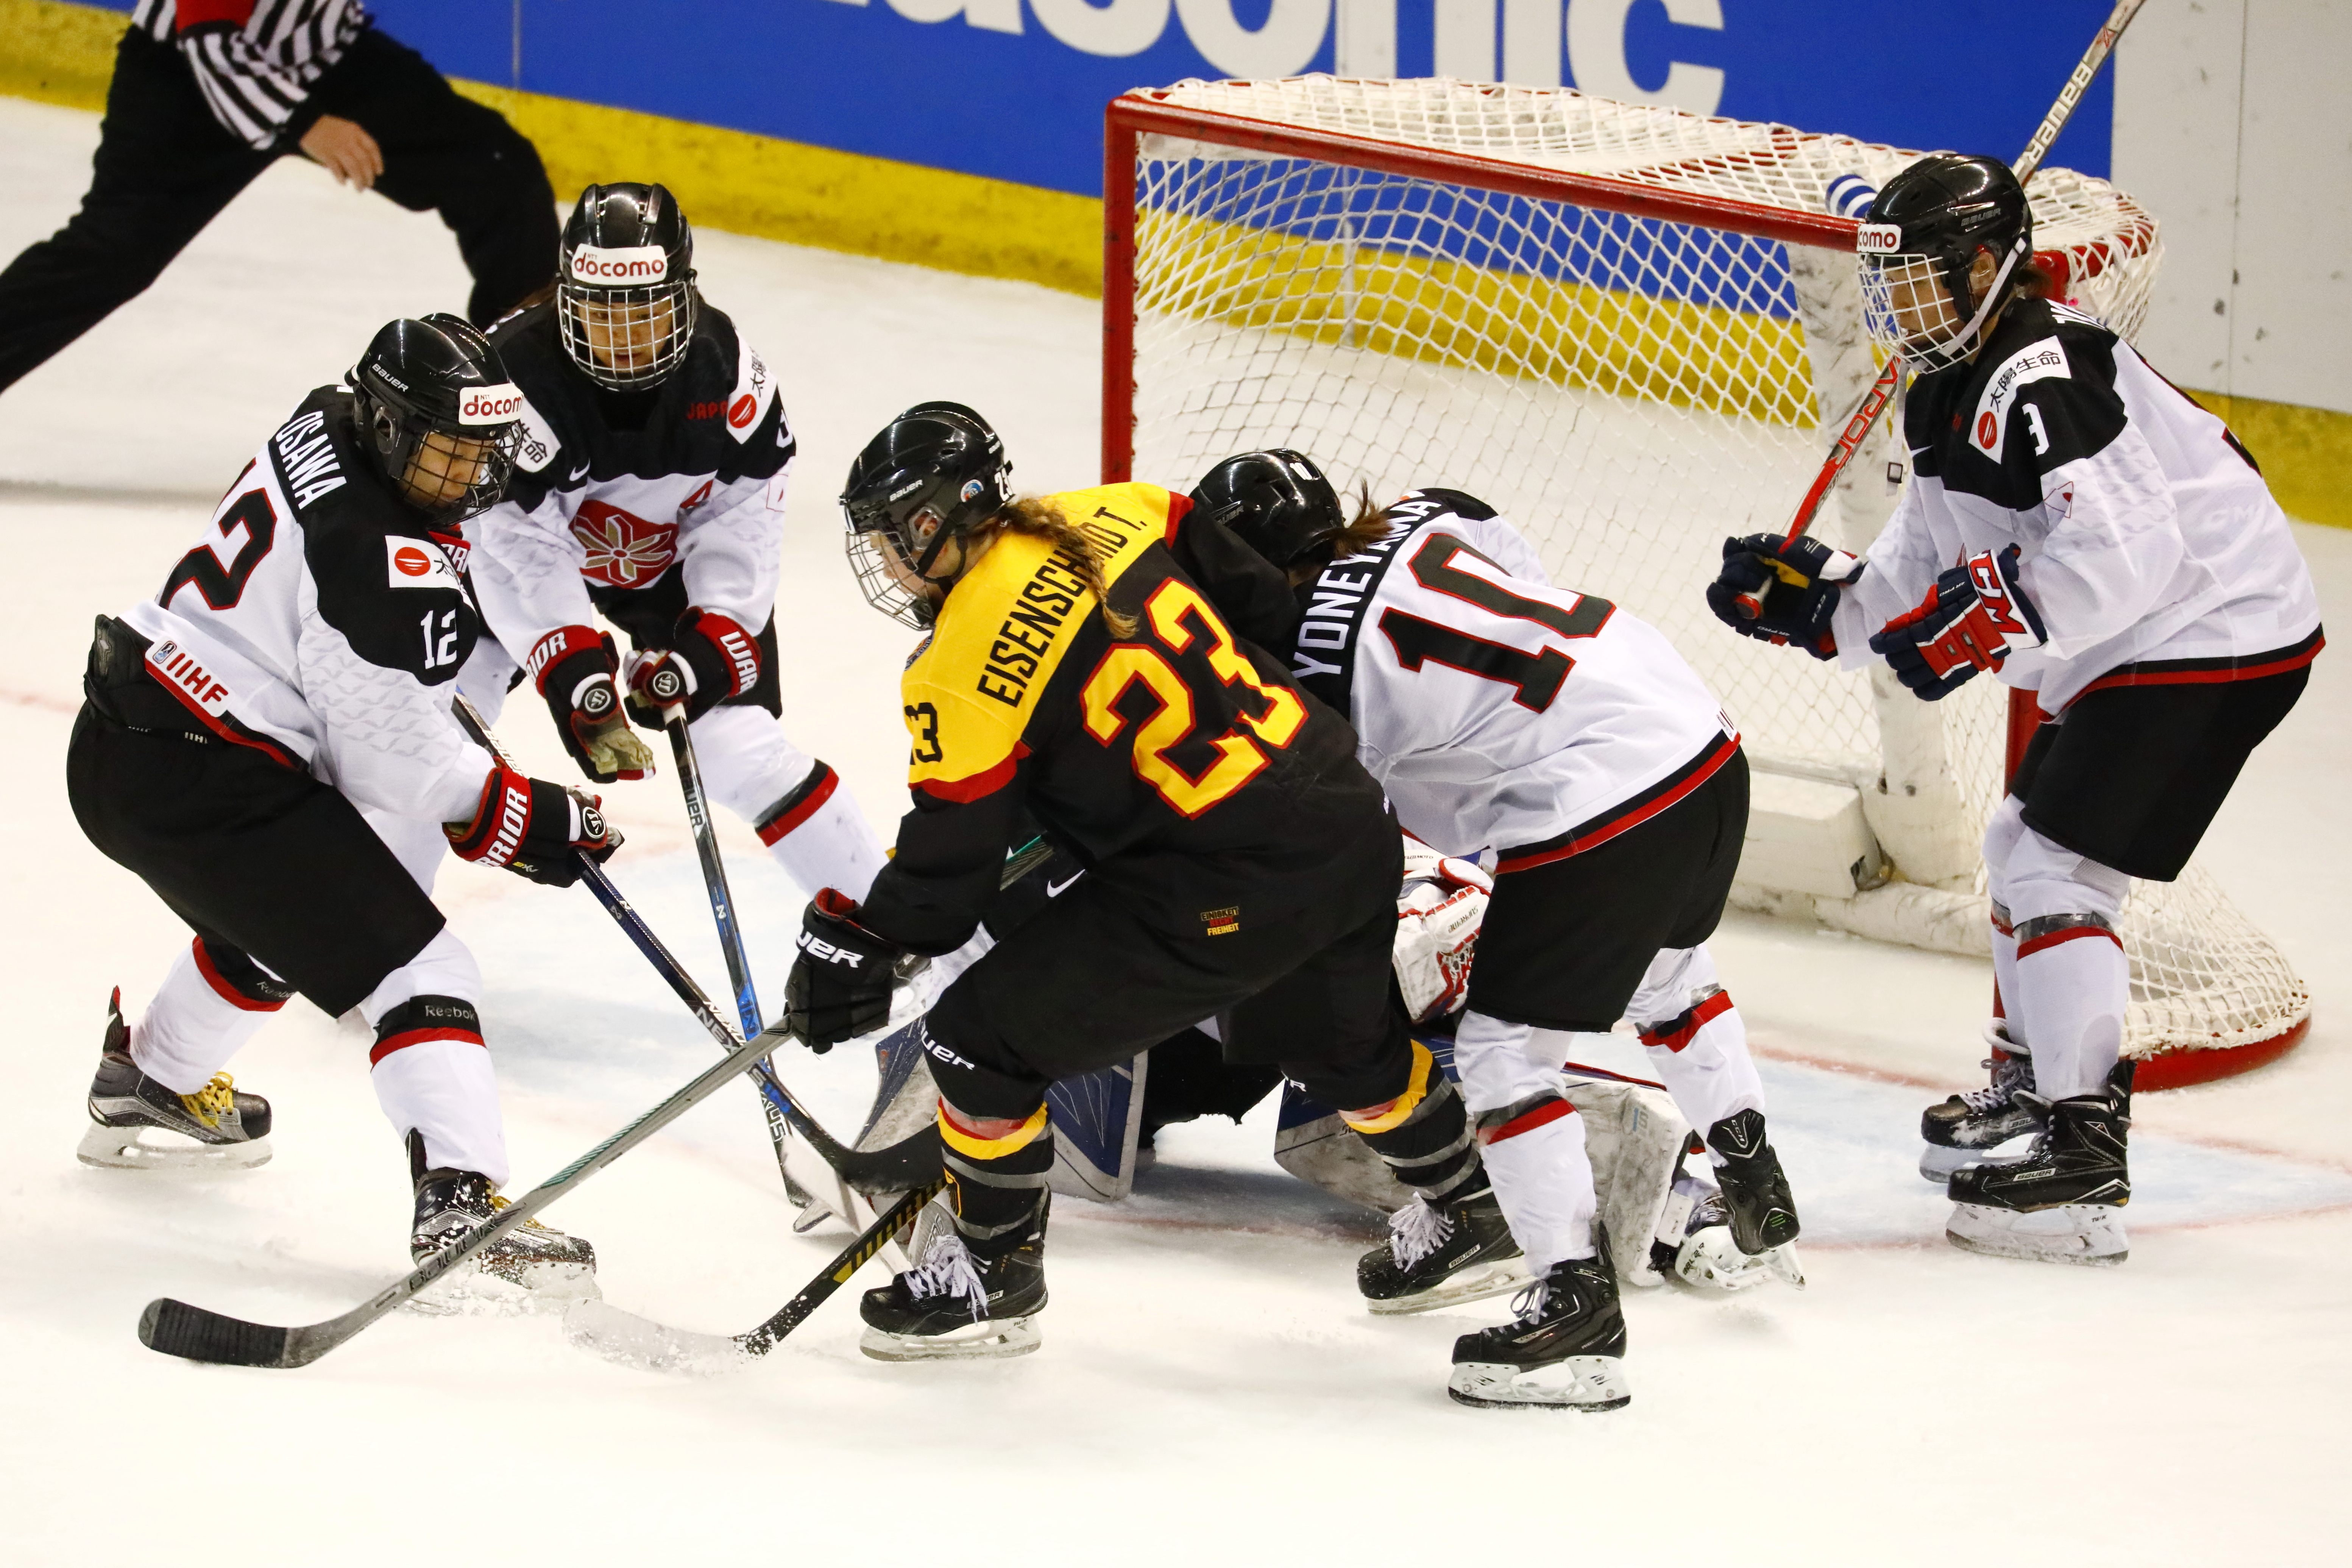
[
  {"xmin": 937, "ymin": 1102, "xmax": 1049, "ymax": 1160},
  {"xmin": 1342, "ymin": 1038, "xmax": 1436, "ymax": 1135}
]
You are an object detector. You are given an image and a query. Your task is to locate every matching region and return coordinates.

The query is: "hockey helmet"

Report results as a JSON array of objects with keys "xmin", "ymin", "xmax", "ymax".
[
  {"xmin": 1192, "ymin": 449, "xmax": 1344, "ymax": 567},
  {"xmin": 839, "ymin": 401, "xmax": 1014, "ymax": 629},
  {"xmin": 349, "ymin": 314, "xmax": 524, "ymax": 523},
  {"xmin": 1857, "ymin": 154, "xmax": 2034, "ymax": 371},
  {"xmin": 557, "ymin": 182, "xmax": 699, "ymax": 391}
]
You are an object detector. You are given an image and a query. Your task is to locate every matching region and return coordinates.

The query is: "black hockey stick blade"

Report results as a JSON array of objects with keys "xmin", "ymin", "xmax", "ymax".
[
  {"xmin": 139, "ymin": 1297, "xmax": 295, "ymax": 1368},
  {"xmin": 564, "ymin": 1175, "xmax": 947, "ymax": 1375}
]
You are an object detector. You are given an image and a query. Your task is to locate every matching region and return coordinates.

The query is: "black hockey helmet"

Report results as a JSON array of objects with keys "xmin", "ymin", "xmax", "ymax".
[
  {"xmin": 839, "ymin": 401, "xmax": 1014, "ymax": 629},
  {"xmin": 1191, "ymin": 449, "xmax": 1344, "ymax": 566},
  {"xmin": 349, "ymin": 313, "xmax": 524, "ymax": 523},
  {"xmin": 557, "ymin": 182, "xmax": 699, "ymax": 391},
  {"xmin": 1857, "ymin": 154, "xmax": 2034, "ymax": 371}
]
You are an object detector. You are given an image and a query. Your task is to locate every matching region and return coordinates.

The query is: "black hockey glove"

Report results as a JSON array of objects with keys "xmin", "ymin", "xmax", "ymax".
[
  {"xmin": 785, "ymin": 889, "xmax": 908, "ymax": 1053},
  {"xmin": 1705, "ymin": 533, "xmax": 1862, "ymax": 661},
  {"xmin": 446, "ymin": 763, "xmax": 623, "ymax": 888},
  {"xmin": 624, "ymin": 607, "xmax": 763, "ymax": 727},
  {"xmin": 527, "ymin": 625, "xmax": 656, "ymax": 784},
  {"xmin": 1869, "ymin": 545, "xmax": 2046, "ymax": 701}
]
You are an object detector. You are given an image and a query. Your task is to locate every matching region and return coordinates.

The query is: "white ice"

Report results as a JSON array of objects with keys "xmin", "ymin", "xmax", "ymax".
[{"xmin": 3, "ymin": 96, "xmax": 2349, "ymax": 1565}]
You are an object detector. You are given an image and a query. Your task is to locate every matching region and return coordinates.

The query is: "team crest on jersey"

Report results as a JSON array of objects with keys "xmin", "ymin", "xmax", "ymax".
[
  {"xmin": 1971, "ymin": 337, "xmax": 2069, "ymax": 463},
  {"xmin": 385, "ymin": 537, "xmax": 462, "ymax": 589},
  {"xmin": 571, "ymin": 499, "xmax": 678, "ymax": 586}
]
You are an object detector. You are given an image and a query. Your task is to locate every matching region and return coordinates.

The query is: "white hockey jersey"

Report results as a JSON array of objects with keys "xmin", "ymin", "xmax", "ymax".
[
  {"xmin": 1832, "ymin": 297, "xmax": 2322, "ymax": 710},
  {"xmin": 1282, "ymin": 490, "xmax": 1737, "ymax": 869},
  {"xmin": 111, "ymin": 386, "xmax": 493, "ymax": 824},
  {"xmin": 468, "ymin": 298, "xmax": 792, "ymax": 668}
]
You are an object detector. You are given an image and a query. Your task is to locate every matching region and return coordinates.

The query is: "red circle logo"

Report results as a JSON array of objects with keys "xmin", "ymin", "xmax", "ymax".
[
  {"xmin": 728, "ymin": 394, "xmax": 756, "ymax": 429},
  {"xmin": 1976, "ymin": 412, "xmax": 1998, "ymax": 449},
  {"xmin": 393, "ymin": 546, "xmax": 433, "ymax": 577}
]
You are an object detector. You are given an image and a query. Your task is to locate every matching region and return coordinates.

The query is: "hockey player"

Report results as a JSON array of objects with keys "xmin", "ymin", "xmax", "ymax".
[
  {"xmin": 785, "ymin": 403, "xmax": 1468, "ymax": 1365},
  {"xmin": 1709, "ymin": 155, "xmax": 2320, "ymax": 1266},
  {"xmin": 463, "ymin": 183, "xmax": 883, "ymax": 900},
  {"xmin": 69, "ymin": 315, "xmax": 615, "ymax": 1290},
  {"xmin": 1203, "ymin": 451, "xmax": 1801, "ymax": 1410}
]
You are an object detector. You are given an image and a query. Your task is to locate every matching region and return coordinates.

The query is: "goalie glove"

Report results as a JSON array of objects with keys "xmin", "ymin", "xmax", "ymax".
[
  {"xmin": 1393, "ymin": 838, "xmax": 1491, "ymax": 1023},
  {"xmin": 1868, "ymin": 544, "xmax": 2046, "ymax": 701},
  {"xmin": 445, "ymin": 764, "xmax": 622, "ymax": 888},
  {"xmin": 784, "ymin": 889, "xmax": 914, "ymax": 1053},
  {"xmin": 1704, "ymin": 533, "xmax": 1863, "ymax": 660},
  {"xmin": 624, "ymin": 607, "xmax": 762, "ymax": 727},
  {"xmin": 527, "ymin": 625, "xmax": 655, "ymax": 784}
]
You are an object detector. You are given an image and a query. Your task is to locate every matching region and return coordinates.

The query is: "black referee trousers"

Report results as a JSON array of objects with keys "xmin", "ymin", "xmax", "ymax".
[{"xmin": 0, "ymin": 25, "xmax": 556, "ymax": 396}]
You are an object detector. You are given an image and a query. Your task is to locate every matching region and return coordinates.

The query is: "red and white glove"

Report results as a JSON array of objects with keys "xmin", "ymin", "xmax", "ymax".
[
  {"xmin": 1868, "ymin": 544, "xmax": 2047, "ymax": 701},
  {"xmin": 624, "ymin": 608, "xmax": 762, "ymax": 727},
  {"xmin": 445, "ymin": 763, "xmax": 622, "ymax": 887},
  {"xmin": 527, "ymin": 625, "xmax": 655, "ymax": 784},
  {"xmin": 1394, "ymin": 837, "xmax": 1491, "ymax": 1023}
]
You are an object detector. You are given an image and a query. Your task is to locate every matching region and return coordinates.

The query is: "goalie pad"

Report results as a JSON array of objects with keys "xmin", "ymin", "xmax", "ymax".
[
  {"xmin": 1560, "ymin": 1074, "xmax": 1692, "ymax": 1289},
  {"xmin": 1274, "ymin": 1083, "xmax": 1416, "ymax": 1213},
  {"xmin": 1044, "ymin": 1053, "xmax": 1149, "ymax": 1202}
]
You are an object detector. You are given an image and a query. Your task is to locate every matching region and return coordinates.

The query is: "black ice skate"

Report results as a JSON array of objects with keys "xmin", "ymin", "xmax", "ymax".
[
  {"xmin": 859, "ymin": 1214, "xmax": 1047, "ymax": 1362},
  {"xmin": 1663, "ymin": 1181, "xmax": 1805, "ymax": 1292},
  {"xmin": 1357, "ymin": 1181, "xmax": 1530, "ymax": 1315},
  {"xmin": 1919, "ymin": 1021, "xmax": 2038, "ymax": 1181},
  {"xmin": 79, "ymin": 989, "xmax": 272, "ymax": 1171},
  {"xmin": 1946, "ymin": 1062, "xmax": 2131, "ymax": 1267},
  {"xmin": 1706, "ymin": 1109, "xmax": 1800, "ymax": 1255},
  {"xmin": 411, "ymin": 1167, "xmax": 598, "ymax": 1304},
  {"xmin": 1447, "ymin": 1245, "xmax": 1630, "ymax": 1412}
]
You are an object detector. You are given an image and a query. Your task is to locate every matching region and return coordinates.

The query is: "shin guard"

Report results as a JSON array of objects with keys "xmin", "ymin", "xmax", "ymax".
[
  {"xmin": 1340, "ymin": 1040, "xmax": 1482, "ymax": 1203},
  {"xmin": 938, "ymin": 1102, "xmax": 1054, "ymax": 1257},
  {"xmin": 131, "ymin": 938, "xmax": 294, "ymax": 1094},
  {"xmin": 369, "ymin": 996, "xmax": 508, "ymax": 1185},
  {"xmin": 2010, "ymin": 914, "xmax": 2129, "ymax": 1101},
  {"xmin": 1474, "ymin": 1092, "xmax": 1598, "ymax": 1273}
]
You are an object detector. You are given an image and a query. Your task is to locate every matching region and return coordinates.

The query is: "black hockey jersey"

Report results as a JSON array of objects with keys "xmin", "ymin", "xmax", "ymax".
[
  {"xmin": 858, "ymin": 484, "xmax": 1382, "ymax": 955},
  {"xmin": 107, "ymin": 386, "xmax": 493, "ymax": 823},
  {"xmin": 469, "ymin": 299, "xmax": 794, "ymax": 666},
  {"xmin": 1832, "ymin": 297, "xmax": 2321, "ymax": 709}
]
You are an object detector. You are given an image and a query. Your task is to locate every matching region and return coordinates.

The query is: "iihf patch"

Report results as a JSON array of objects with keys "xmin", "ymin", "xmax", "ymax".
[{"xmin": 385, "ymin": 537, "xmax": 460, "ymax": 589}]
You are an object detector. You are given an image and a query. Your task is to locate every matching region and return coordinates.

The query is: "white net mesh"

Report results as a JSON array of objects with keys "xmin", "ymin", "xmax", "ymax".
[{"xmin": 1121, "ymin": 76, "xmax": 2305, "ymax": 1062}]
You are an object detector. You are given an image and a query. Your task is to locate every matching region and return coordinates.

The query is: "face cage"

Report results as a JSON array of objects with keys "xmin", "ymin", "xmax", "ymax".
[
  {"xmin": 391, "ymin": 420, "xmax": 523, "ymax": 523},
  {"xmin": 1859, "ymin": 240, "xmax": 2026, "ymax": 372},
  {"xmin": 847, "ymin": 526, "xmax": 939, "ymax": 630},
  {"xmin": 557, "ymin": 279, "xmax": 697, "ymax": 391}
]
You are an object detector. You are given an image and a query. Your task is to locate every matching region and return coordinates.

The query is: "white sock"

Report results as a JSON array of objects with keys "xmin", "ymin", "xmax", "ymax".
[{"xmin": 131, "ymin": 939, "xmax": 285, "ymax": 1094}]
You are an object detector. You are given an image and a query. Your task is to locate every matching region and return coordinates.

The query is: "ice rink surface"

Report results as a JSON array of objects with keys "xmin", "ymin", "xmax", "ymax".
[{"xmin": 3, "ymin": 97, "xmax": 2349, "ymax": 1564}]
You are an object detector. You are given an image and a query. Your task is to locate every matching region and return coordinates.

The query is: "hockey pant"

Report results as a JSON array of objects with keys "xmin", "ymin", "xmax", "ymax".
[
  {"xmin": 461, "ymin": 640, "xmax": 884, "ymax": 901},
  {"xmin": 1984, "ymin": 797, "xmax": 2129, "ymax": 1102}
]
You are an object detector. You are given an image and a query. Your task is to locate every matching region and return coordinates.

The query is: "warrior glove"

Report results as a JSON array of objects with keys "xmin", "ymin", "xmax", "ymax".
[
  {"xmin": 528, "ymin": 626, "xmax": 654, "ymax": 784},
  {"xmin": 785, "ymin": 889, "xmax": 910, "ymax": 1053},
  {"xmin": 1705, "ymin": 533, "xmax": 1862, "ymax": 660},
  {"xmin": 1870, "ymin": 544, "xmax": 2046, "ymax": 701},
  {"xmin": 625, "ymin": 607, "xmax": 762, "ymax": 727},
  {"xmin": 446, "ymin": 763, "xmax": 622, "ymax": 887}
]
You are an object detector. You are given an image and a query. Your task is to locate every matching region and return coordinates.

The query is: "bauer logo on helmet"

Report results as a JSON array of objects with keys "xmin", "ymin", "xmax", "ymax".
[{"xmin": 568, "ymin": 245, "xmax": 670, "ymax": 283}]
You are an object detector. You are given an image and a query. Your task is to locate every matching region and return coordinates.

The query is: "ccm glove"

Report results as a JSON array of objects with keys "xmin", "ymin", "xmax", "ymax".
[
  {"xmin": 1705, "ymin": 533, "xmax": 1863, "ymax": 660},
  {"xmin": 1868, "ymin": 544, "xmax": 2046, "ymax": 701},
  {"xmin": 624, "ymin": 607, "xmax": 763, "ymax": 727},
  {"xmin": 784, "ymin": 889, "xmax": 908, "ymax": 1053},
  {"xmin": 445, "ymin": 763, "xmax": 622, "ymax": 888},
  {"xmin": 528, "ymin": 626, "xmax": 655, "ymax": 785}
]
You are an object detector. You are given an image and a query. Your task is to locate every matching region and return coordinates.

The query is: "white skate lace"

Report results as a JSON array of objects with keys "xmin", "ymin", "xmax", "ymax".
[
  {"xmin": 1388, "ymin": 1197, "xmax": 1454, "ymax": 1268},
  {"xmin": 1956, "ymin": 1055, "xmax": 2033, "ymax": 1113},
  {"xmin": 1507, "ymin": 1279, "xmax": 1552, "ymax": 1325},
  {"xmin": 905, "ymin": 1233, "xmax": 990, "ymax": 1321}
]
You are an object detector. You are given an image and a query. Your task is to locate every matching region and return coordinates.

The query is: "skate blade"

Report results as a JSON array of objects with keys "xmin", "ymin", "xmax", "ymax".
[
  {"xmin": 1945, "ymin": 1203, "xmax": 2127, "ymax": 1268},
  {"xmin": 1918, "ymin": 1140, "xmax": 2028, "ymax": 1183},
  {"xmin": 77, "ymin": 1122, "xmax": 271, "ymax": 1172},
  {"xmin": 791, "ymin": 1203, "xmax": 836, "ymax": 1236},
  {"xmin": 1366, "ymin": 1257, "xmax": 1535, "ymax": 1316},
  {"xmin": 1673, "ymin": 1228, "xmax": 1802, "ymax": 1293},
  {"xmin": 564, "ymin": 1300, "xmax": 748, "ymax": 1376},
  {"xmin": 1447, "ymin": 1356, "xmax": 1630, "ymax": 1412},
  {"xmin": 859, "ymin": 1316, "xmax": 1040, "ymax": 1362},
  {"xmin": 407, "ymin": 1258, "xmax": 601, "ymax": 1317}
]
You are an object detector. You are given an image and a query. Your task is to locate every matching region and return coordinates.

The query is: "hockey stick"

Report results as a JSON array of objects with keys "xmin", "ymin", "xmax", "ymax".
[
  {"xmin": 139, "ymin": 1025, "xmax": 780, "ymax": 1367},
  {"xmin": 1734, "ymin": 0, "xmax": 2146, "ymax": 619},
  {"xmin": 563, "ymin": 1174, "xmax": 950, "ymax": 1374}
]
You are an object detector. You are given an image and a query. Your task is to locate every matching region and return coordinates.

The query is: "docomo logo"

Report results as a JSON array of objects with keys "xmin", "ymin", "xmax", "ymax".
[
  {"xmin": 1855, "ymin": 223, "xmax": 1906, "ymax": 255},
  {"xmin": 568, "ymin": 244, "xmax": 670, "ymax": 284},
  {"xmin": 458, "ymin": 382, "xmax": 525, "ymax": 426}
]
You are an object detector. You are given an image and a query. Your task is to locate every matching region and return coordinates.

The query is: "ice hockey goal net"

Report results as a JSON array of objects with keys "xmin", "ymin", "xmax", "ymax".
[{"xmin": 1102, "ymin": 76, "xmax": 2307, "ymax": 1089}]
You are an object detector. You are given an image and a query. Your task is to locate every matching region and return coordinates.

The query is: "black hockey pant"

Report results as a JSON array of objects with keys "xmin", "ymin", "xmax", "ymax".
[{"xmin": 0, "ymin": 25, "xmax": 556, "ymax": 396}]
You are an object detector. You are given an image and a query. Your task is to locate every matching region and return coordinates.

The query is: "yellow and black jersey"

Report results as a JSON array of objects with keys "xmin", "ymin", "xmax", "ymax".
[{"xmin": 858, "ymin": 482, "xmax": 1387, "ymax": 955}]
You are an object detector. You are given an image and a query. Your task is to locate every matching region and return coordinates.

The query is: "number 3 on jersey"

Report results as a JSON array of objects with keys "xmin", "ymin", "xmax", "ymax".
[
  {"xmin": 1081, "ymin": 580, "xmax": 1305, "ymax": 817},
  {"xmin": 1379, "ymin": 533, "xmax": 1613, "ymax": 712}
]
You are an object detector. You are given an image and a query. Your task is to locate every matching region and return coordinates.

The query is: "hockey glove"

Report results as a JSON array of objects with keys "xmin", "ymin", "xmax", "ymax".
[
  {"xmin": 624, "ymin": 608, "xmax": 763, "ymax": 728},
  {"xmin": 445, "ymin": 764, "xmax": 622, "ymax": 888},
  {"xmin": 1868, "ymin": 545, "xmax": 2046, "ymax": 701},
  {"xmin": 527, "ymin": 626, "xmax": 655, "ymax": 785},
  {"xmin": 1705, "ymin": 533, "xmax": 1862, "ymax": 660},
  {"xmin": 784, "ymin": 889, "xmax": 908, "ymax": 1053}
]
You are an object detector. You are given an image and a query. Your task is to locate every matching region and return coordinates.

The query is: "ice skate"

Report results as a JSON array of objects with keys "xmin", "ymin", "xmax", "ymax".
[
  {"xmin": 410, "ymin": 1168, "xmax": 598, "ymax": 1309},
  {"xmin": 1706, "ymin": 1109, "xmax": 1800, "ymax": 1255},
  {"xmin": 1919, "ymin": 1021, "xmax": 2039, "ymax": 1181},
  {"xmin": 1357, "ymin": 1182, "xmax": 1530, "ymax": 1315},
  {"xmin": 859, "ymin": 1226, "xmax": 1045, "ymax": 1362},
  {"xmin": 1946, "ymin": 1201, "xmax": 2128, "ymax": 1267},
  {"xmin": 1948, "ymin": 1061, "xmax": 2131, "ymax": 1223},
  {"xmin": 1668, "ymin": 1186, "xmax": 1805, "ymax": 1291},
  {"xmin": 79, "ymin": 989, "xmax": 272, "ymax": 1171},
  {"xmin": 1447, "ymin": 1247, "xmax": 1630, "ymax": 1412}
]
